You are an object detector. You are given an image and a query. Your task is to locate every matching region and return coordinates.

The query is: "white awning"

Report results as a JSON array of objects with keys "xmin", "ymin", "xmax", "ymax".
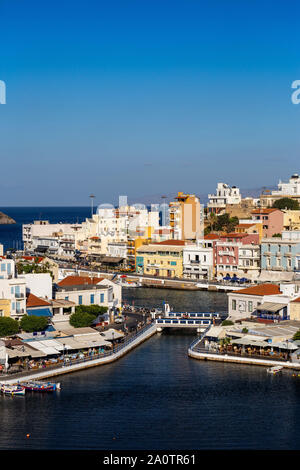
[{"xmin": 257, "ymin": 302, "xmax": 287, "ymax": 313}]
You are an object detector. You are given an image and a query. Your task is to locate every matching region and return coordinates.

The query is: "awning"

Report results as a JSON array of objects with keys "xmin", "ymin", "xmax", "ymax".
[
  {"xmin": 27, "ymin": 308, "xmax": 53, "ymax": 317},
  {"xmin": 231, "ymin": 337, "xmax": 269, "ymax": 348},
  {"xmin": 256, "ymin": 302, "xmax": 287, "ymax": 313}
]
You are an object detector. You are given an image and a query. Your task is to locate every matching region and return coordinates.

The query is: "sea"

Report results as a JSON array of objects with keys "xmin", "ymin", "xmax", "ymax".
[{"xmin": 1, "ymin": 207, "xmax": 300, "ymax": 450}]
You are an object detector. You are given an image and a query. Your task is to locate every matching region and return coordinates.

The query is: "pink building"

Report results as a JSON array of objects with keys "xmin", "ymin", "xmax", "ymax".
[
  {"xmin": 251, "ymin": 208, "xmax": 283, "ymax": 238},
  {"xmin": 214, "ymin": 233, "xmax": 260, "ymax": 278}
]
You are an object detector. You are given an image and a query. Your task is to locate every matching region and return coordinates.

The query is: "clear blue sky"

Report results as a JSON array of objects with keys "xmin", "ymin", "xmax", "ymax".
[{"xmin": 0, "ymin": 0, "xmax": 300, "ymax": 206}]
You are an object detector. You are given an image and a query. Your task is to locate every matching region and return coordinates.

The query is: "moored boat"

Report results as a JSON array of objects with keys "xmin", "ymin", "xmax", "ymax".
[
  {"xmin": 267, "ymin": 365, "xmax": 283, "ymax": 375},
  {"xmin": 21, "ymin": 380, "xmax": 61, "ymax": 392},
  {"xmin": 1, "ymin": 384, "xmax": 25, "ymax": 396}
]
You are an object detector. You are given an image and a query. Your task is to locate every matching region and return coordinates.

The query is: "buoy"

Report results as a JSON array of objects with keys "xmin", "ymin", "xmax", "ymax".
[{"xmin": 26, "ymin": 434, "xmax": 30, "ymax": 438}]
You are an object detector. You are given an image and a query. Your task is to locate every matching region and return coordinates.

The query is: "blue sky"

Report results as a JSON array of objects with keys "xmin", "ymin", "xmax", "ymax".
[{"xmin": 0, "ymin": 0, "xmax": 300, "ymax": 206}]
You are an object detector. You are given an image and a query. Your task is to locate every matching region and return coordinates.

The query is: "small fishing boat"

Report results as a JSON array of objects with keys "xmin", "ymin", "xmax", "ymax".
[
  {"xmin": 21, "ymin": 380, "xmax": 61, "ymax": 392},
  {"xmin": 1, "ymin": 384, "xmax": 25, "ymax": 396},
  {"xmin": 267, "ymin": 365, "xmax": 283, "ymax": 375}
]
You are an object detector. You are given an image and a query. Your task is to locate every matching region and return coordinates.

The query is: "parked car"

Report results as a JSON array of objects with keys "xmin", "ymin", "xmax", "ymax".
[{"xmin": 114, "ymin": 316, "xmax": 125, "ymax": 324}]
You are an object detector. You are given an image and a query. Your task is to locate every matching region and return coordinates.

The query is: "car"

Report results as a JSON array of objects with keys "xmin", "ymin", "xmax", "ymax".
[{"xmin": 114, "ymin": 316, "xmax": 125, "ymax": 324}]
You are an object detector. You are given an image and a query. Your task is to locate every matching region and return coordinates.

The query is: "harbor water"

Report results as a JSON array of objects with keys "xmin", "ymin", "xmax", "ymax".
[
  {"xmin": 1, "ymin": 208, "xmax": 300, "ymax": 450},
  {"xmin": 1, "ymin": 288, "xmax": 300, "ymax": 450}
]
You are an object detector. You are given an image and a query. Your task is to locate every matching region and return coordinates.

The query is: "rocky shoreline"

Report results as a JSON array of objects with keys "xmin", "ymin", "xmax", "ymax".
[{"xmin": 0, "ymin": 211, "xmax": 16, "ymax": 224}]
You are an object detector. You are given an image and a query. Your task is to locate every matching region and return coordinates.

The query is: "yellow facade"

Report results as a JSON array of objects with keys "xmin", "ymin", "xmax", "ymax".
[
  {"xmin": 290, "ymin": 301, "xmax": 300, "ymax": 321},
  {"xmin": 0, "ymin": 299, "xmax": 11, "ymax": 317},
  {"xmin": 282, "ymin": 210, "xmax": 300, "ymax": 231},
  {"xmin": 235, "ymin": 222, "xmax": 263, "ymax": 242},
  {"xmin": 136, "ymin": 244, "xmax": 184, "ymax": 278}
]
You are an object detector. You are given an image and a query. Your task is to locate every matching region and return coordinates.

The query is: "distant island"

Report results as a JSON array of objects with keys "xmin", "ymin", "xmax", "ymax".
[{"xmin": 0, "ymin": 211, "xmax": 16, "ymax": 224}]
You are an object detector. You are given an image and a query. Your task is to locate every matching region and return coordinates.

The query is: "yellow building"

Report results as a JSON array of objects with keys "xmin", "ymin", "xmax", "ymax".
[
  {"xmin": 290, "ymin": 297, "xmax": 300, "ymax": 321},
  {"xmin": 0, "ymin": 299, "xmax": 11, "ymax": 317},
  {"xmin": 282, "ymin": 210, "xmax": 300, "ymax": 231},
  {"xmin": 234, "ymin": 222, "xmax": 263, "ymax": 242},
  {"xmin": 136, "ymin": 240, "xmax": 185, "ymax": 278},
  {"xmin": 169, "ymin": 192, "xmax": 202, "ymax": 241}
]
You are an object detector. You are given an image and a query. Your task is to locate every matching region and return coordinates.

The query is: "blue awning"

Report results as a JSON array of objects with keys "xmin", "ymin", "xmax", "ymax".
[{"xmin": 27, "ymin": 308, "xmax": 53, "ymax": 317}]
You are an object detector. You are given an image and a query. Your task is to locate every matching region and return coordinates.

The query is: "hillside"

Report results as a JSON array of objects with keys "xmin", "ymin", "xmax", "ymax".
[{"xmin": 0, "ymin": 211, "xmax": 16, "ymax": 224}]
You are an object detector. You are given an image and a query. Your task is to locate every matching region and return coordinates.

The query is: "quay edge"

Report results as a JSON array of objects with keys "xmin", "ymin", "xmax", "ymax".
[
  {"xmin": 1, "ymin": 325, "xmax": 158, "ymax": 385},
  {"xmin": 188, "ymin": 348, "xmax": 300, "ymax": 370}
]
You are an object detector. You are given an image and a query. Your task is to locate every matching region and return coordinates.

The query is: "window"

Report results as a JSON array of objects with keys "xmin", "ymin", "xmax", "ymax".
[
  {"xmin": 65, "ymin": 296, "xmax": 69, "ymax": 301},
  {"xmin": 90, "ymin": 294, "xmax": 94, "ymax": 304},
  {"xmin": 78, "ymin": 295, "xmax": 82, "ymax": 305},
  {"xmin": 232, "ymin": 299, "xmax": 236, "ymax": 310},
  {"xmin": 248, "ymin": 301, "xmax": 253, "ymax": 312},
  {"xmin": 100, "ymin": 293, "xmax": 104, "ymax": 303}
]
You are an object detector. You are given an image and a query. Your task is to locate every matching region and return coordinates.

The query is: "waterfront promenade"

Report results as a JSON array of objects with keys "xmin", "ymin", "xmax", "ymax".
[
  {"xmin": 1, "ymin": 323, "xmax": 157, "ymax": 384},
  {"xmin": 188, "ymin": 335, "xmax": 300, "ymax": 370}
]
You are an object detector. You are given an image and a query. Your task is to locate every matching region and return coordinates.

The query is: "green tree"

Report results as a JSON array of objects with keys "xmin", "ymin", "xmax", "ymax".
[
  {"xmin": 75, "ymin": 305, "xmax": 108, "ymax": 316},
  {"xmin": 20, "ymin": 315, "xmax": 48, "ymax": 333},
  {"xmin": 293, "ymin": 330, "xmax": 300, "ymax": 341},
  {"xmin": 272, "ymin": 233, "xmax": 282, "ymax": 238},
  {"xmin": 69, "ymin": 311, "xmax": 96, "ymax": 328},
  {"xmin": 273, "ymin": 198, "xmax": 299, "ymax": 210},
  {"xmin": 0, "ymin": 317, "xmax": 19, "ymax": 337}
]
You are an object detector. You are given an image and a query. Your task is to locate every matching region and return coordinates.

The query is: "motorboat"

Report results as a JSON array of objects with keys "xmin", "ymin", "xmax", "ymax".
[{"xmin": 267, "ymin": 366, "xmax": 283, "ymax": 375}]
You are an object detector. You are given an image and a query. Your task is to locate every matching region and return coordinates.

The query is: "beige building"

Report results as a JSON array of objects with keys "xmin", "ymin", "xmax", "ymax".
[
  {"xmin": 0, "ymin": 299, "xmax": 11, "ymax": 317},
  {"xmin": 282, "ymin": 210, "xmax": 300, "ymax": 231},
  {"xmin": 169, "ymin": 192, "xmax": 202, "ymax": 240}
]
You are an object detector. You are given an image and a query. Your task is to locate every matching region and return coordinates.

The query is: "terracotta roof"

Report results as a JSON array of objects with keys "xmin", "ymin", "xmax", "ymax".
[
  {"xmin": 21, "ymin": 256, "xmax": 44, "ymax": 263},
  {"xmin": 251, "ymin": 208, "xmax": 279, "ymax": 214},
  {"xmin": 204, "ymin": 234, "xmax": 220, "ymax": 240},
  {"xmin": 234, "ymin": 283, "xmax": 282, "ymax": 296},
  {"xmin": 26, "ymin": 293, "xmax": 51, "ymax": 307},
  {"xmin": 291, "ymin": 297, "xmax": 300, "ymax": 303},
  {"xmin": 57, "ymin": 275, "xmax": 104, "ymax": 287},
  {"xmin": 220, "ymin": 233, "xmax": 248, "ymax": 238},
  {"xmin": 154, "ymin": 239, "xmax": 186, "ymax": 246}
]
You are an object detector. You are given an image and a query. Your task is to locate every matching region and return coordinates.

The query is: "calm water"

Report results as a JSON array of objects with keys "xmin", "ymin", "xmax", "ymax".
[
  {"xmin": 0, "ymin": 287, "xmax": 300, "ymax": 450},
  {"xmin": 1, "ymin": 208, "xmax": 300, "ymax": 450}
]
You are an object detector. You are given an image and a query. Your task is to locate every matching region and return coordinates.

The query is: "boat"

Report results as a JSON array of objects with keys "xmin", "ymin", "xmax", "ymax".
[
  {"xmin": 21, "ymin": 380, "xmax": 61, "ymax": 392},
  {"xmin": 1, "ymin": 384, "xmax": 25, "ymax": 396},
  {"xmin": 267, "ymin": 365, "xmax": 283, "ymax": 375},
  {"xmin": 117, "ymin": 276, "xmax": 142, "ymax": 288}
]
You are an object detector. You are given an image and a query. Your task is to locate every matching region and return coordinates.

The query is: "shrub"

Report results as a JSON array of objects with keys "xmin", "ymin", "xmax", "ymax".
[
  {"xmin": 0, "ymin": 317, "xmax": 19, "ymax": 337},
  {"xmin": 242, "ymin": 327, "xmax": 249, "ymax": 333},
  {"xmin": 20, "ymin": 315, "xmax": 48, "ymax": 333},
  {"xmin": 221, "ymin": 320, "xmax": 234, "ymax": 326}
]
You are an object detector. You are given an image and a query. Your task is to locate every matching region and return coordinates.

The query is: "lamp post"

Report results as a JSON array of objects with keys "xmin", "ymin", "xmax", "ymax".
[
  {"xmin": 63, "ymin": 343, "xmax": 65, "ymax": 365},
  {"xmin": 112, "ymin": 331, "xmax": 114, "ymax": 352}
]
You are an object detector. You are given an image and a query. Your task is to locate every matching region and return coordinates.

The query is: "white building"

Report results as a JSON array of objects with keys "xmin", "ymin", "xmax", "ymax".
[
  {"xmin": 208, "ymin": 183, "xmax": 241, "ymax": 213},
  {"xmin": 55, "ymin": 275, "xmax": 122, "ymax": 309},
  {"xmin": 21, "ymin": 273, "xmax": 53, "ymax": 300},
  {"xmin": 272, "ymin": 174, "xmax": 300, "ymax": 197},
  {"xmin": 183, "ymin": 241, "xmax": 213, "ymax": 280},
  {"xmin": 0, "ymin": 258, "xmax": 26, "ymax": 318}
]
